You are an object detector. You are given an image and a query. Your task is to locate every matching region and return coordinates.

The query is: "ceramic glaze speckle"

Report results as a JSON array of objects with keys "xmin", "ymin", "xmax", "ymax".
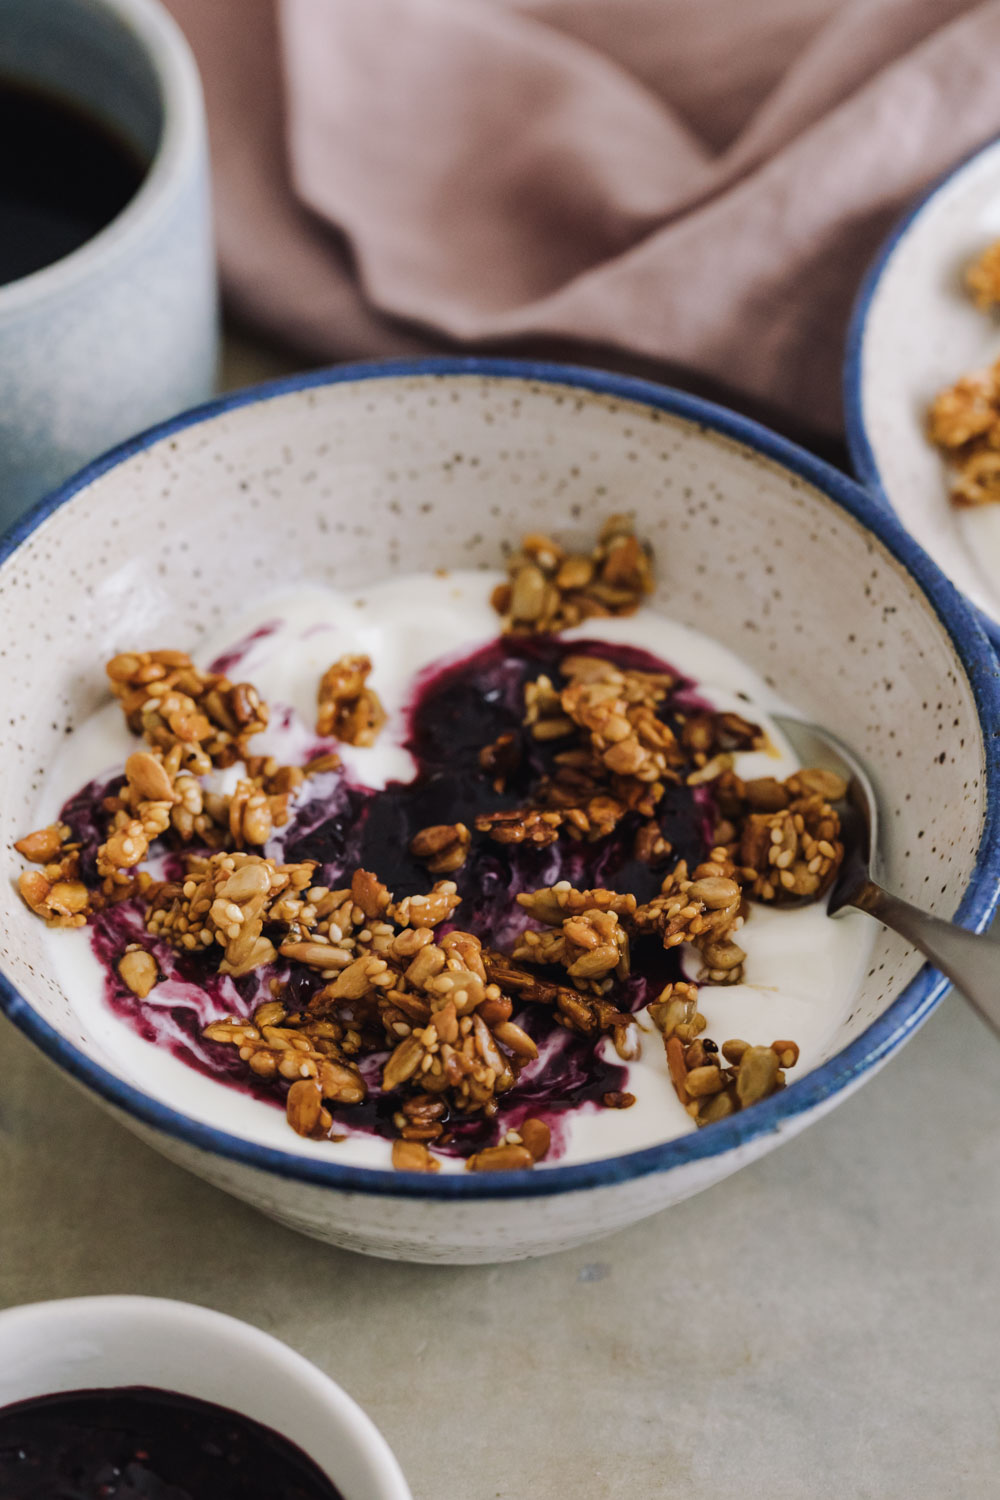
[
  {"xmin": 845, "ymin": 135, "xmax": 1000, "ymax": 645},
  {"xmin": 1, "ymin": 360, "xmax": 998, "ymax": 1263}
]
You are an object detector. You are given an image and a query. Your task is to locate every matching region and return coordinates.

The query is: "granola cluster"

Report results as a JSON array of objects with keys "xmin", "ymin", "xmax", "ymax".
[
  {"xmin": 198, "ymin": 867, "xmax": 554, "ymax": 1169},
  {"xmin": 15, "ymin": 823, "xmax": 90, "ymax": 928},
  {"xmin": 927, "ymin": 363, "xmax": 1000, "ymax": 506},
  {"xmin": 927, "ymin": 240, "xmax": 1000, "ymax": 506},
  {"xmin": 95, "ymin": 651, "xmax": 290, "ymax": 894},
  {"xmin": 23, "ymin": 646, "xmax": 379, "ymax": 918},
  {"xmin": 471, "ymin": 650, "xmax": 841, "ymax": 923},
  {"xmin": 713, "ymin": 766, "xmax": 846, "ymax": 903},
  {"xmin": 316, "ymin": 654, "xmax": 386, "ymax": 746},
  {"xmin": 966, "ymin": 240, "xmax": 1000, "ymax": 311},
  {"xmin": 14, "ymin": 518, "xmax": 845, "ymax": 1170},
  {"xmin": 492, "ymin": 514, "xmax": 653, "ymax": 633},
  {"xmin": 106, "ymin": 649, "xmax": 269, "ymax": 773},
  {"xmin": 496, "ymin": 865, "xmax": 804, "ymax": 1129},
  {"xmin": 479, "ymin": 655, "xmax": 681, "ymax": 848},
  {"xmin": 651, "ymin": 980, "xmax": 800, "ymax": 1128}
]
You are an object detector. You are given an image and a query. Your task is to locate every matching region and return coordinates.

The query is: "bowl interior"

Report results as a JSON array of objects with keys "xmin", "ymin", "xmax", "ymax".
[
  {"xmin": 0, "ymin": 368, "xmax": 990, "ymax": 1174},
  {"xmin": 0, "ymin": 1296, "xmax": 409, "ymax": 1500},
  {"xmin": 849, "ymin": 137, "xmax": 1000, "ymax": 631}
]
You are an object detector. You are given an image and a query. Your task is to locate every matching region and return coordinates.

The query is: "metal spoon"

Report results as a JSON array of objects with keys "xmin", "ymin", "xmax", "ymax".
[{"xmin": 772, "ymin": 712, "xmax": 1000, "ymax": 1037}]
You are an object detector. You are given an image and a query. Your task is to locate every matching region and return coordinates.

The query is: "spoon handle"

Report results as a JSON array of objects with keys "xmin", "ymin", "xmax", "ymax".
[{"xmin": 854, "ymin": 881, "xmax": 1000, "ymax": 1037}]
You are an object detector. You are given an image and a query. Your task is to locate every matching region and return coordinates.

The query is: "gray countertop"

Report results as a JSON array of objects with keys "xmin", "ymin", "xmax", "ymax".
[{"xmin": 3, "ymin": 337, "xmax": 1000, "ymax": 1499}]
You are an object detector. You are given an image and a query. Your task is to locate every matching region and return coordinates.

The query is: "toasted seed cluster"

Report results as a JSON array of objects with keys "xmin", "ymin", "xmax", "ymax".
[
  {"xmin": 505, "ymin": 861, "xmax": 802, "ymax": 1133},
  {"xmin": 106, "ymin": 648, "xmax": 269, "ymax": 774},
  {"xmin": 482, "ymin": 944, "xmax": 636, "ymax": 1051},
  {"xmin": 18, "ymin": 650, "xmax": 332, "ymax": 916},
  {"xmin": 14, "ymin": 522, "xmax": 839, "ymax": 1164},
  {"xmin": 201, "ymin": 877, "xmax": 557, "ymax": 1166},
  {"xmin": 316, "ymin": 654, "xmax": 386, "ymax": 746},
  {"xmin": 513, "ymin": 888, "xmax": 634, "ymax": 990},
  {"xmin": 146, "ymin": 851, "xmax": 318, "ymax": 976},
  {"xmin": 927, "ymin": 363, "xmax": 1000, "ymax": 506},
  {"xmin": 714, "ymin": 767, "xmax": 846, "ymax": 905},
  {"xmin": 928, "ymin": 241, "xmax": 1000, "ymax": 506},
  {"xmin": 966, "ymin": 240, "xmax": 1000, "ymax": 311},
  {"xmin": 98, "ymin": 651, "xmax": 300, "ymax": 899},
  {"xmin": 205, "ymin": 1001, "xmax": 367, "ymax": 1140},
  {"xmin": 476, "ymin": 653, "xmax": 766, "ymax": 852},
  {"xmin": 633, "ymin": 850, "xmax": 748, "ymax": 985},
  {"xmin": 473, "ymin": 643, "xmax": 839, "ymax": 922},
  {"xmin": 651, "ymin": 994, "xmax": 801, "ymax": 1127},
  {"xmin": 97, "ymin": 748, "xmax": 211, "ymax": 890},
  {"xmin": 15, "ymin": 822, "xmax": 92, "ymax": 929},
  {"xmin": 410, "ymin": 822, "xmax": 471, "ymax": 874},
  {"xmin": 492, "ymin": 514, "xmax": 653, "ymax": 633}
]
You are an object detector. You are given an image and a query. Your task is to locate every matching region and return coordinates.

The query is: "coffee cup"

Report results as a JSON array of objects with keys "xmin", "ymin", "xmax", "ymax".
[{"xmin": 0, "ymin": 0, "xmax": 217, "ymax": 530}]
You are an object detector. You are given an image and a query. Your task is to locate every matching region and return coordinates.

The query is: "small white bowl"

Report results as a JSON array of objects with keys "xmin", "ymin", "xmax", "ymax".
[
  {"xmin": 0, "ymin": 1296, "xmax": 411, "ymax": 1500},
  {"xmin": 844, "ymin": 135, "xmax": 1000, "ymax": 645},
  {"xmin": 2, "ymin": 359, "xmax": 999, "ymax": 1263}
]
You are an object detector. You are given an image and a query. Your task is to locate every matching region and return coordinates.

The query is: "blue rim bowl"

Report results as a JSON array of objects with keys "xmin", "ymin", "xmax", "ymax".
[
  {"xmin": 843, "ymin": 136, "xmax": 1000, "ymax": 652},
  {"xmin": 3, "ymin": 356, "xmax": 1000, "ymax": 1202}
]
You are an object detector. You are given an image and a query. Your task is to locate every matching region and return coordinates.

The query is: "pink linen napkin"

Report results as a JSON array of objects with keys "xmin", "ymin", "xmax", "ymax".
[{"xmin": 164, "ymin": 0, "xmax": 1000, "ymax": 433}]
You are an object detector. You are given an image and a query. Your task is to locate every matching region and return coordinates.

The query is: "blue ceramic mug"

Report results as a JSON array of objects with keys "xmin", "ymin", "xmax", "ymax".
[{"xmin": 0, "ymin": 0, "xmax": 217, "ymax": 529}]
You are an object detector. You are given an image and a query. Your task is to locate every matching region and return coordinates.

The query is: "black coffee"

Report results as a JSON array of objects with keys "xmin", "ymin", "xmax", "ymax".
[{"xmin": 0, "ymin": 78, "xmax": 147, "ymax": 286}]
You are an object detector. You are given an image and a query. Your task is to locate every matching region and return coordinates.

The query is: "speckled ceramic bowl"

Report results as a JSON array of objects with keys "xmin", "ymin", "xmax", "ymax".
[
  {"xmin": 2, "ymin": 359, "xmax": 999, "ymax": 1264},
  {"xmin": 844, "ymin": 135, "xmax": 1000, "ymax": 648}
]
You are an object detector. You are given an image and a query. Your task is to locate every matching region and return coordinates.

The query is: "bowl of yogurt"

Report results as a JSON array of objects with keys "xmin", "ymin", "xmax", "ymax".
[{"xmin": 1, "ymin": 358, "xmax": 998, "ymax": 1263}]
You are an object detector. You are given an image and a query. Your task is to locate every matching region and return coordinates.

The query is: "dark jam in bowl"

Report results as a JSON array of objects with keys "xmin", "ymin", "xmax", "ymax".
[
  {"xmin": 67, "ymin": 634, "xmax": 716, "ymax": 1156},
  {"xmin": 0, "ymin": 1386, "xmax": 345, "ymax": 1500}
]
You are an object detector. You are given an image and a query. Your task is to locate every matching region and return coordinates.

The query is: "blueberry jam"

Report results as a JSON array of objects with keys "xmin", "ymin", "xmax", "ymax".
[
  {"xmin": 0, "ymin": 1387, "xmax": 344, "ymax": 1499},
  {"xmin": 63, "ymin": 635, "xmax": 716, "ymax": 1157}
]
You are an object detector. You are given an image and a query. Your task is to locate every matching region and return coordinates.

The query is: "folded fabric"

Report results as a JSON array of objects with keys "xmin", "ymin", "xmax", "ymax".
[{"xmin": 165, "ymin": 0, "xmax": 1000, "ymax": 432}]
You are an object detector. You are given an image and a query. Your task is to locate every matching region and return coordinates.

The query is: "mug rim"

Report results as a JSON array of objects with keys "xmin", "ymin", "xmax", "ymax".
[
  {"xmin": 0, "ymin": 1294, "xmax": 413, "ymax": 1500},
  {"xmin": 0, "ymin": 0, "xmax": 204, "ymax": 319}
]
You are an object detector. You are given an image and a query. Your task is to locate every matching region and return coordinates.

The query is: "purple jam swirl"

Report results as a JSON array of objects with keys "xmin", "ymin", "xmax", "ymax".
[
  {"xmin": 62, "ymin": 635, "xmax": 716, "ymax": 1157},
  {"xmin": 0, "ymin": 1386, "xmax": 345, "ymax": 1500}
]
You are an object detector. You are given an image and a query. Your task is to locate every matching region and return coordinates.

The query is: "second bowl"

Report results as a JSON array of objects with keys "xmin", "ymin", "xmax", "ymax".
[{"xmin": 844, "ymin": 133, "xmax": 1000, "ymax": 647}]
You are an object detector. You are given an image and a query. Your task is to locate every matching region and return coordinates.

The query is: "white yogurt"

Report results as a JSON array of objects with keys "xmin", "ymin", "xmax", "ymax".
[{"xmin": 37, "ymin": 572, "xmax": 876, "ymax": 1169}]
